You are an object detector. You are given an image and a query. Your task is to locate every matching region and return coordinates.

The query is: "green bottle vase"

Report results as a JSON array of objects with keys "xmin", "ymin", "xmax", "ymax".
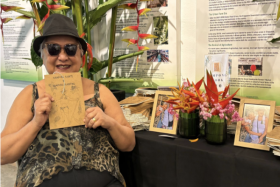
[
  {"xmin": 177, "ymin": 111, "xmax": 200, "ymax": 139},
  {"xmin": 205, "ymin": 115, "xmax": 227, "ymax": 144}
]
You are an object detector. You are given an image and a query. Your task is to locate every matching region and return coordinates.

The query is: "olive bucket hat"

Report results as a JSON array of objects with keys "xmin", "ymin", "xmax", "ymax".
[{"xmin": 33, "ymin": 14, "xmax": 87, "ymax": 57}]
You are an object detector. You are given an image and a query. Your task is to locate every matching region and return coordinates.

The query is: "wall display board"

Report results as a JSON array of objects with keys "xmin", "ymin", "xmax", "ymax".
[
  {"xmin": 196, "ymin": 0, "xmax": 280, "ymax": 105},
  {"xmin": 110, "ymin": 0, "xmax": 181, "ymax": 93},
  {"xmin": 0, "ymin": 0, "xmax": 42, "ymax": 82}
]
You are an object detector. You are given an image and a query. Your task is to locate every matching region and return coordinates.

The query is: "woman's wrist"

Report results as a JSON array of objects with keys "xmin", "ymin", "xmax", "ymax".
[{"xmin": 29, "ymin": 119, "xmax": 43, "ymax": 132}]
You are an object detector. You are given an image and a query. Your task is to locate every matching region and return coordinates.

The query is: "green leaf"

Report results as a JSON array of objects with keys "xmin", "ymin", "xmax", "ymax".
[
  {"xmin": 268, "ymin": 36, "xmax": 280, "ymax": 43},
  {"xmin": 31, "ymin": 37, "xmax": 43, "ymax": 68},
  {"xmin": 84, "ymin": 0, "xmax": 127, "ymax": 32},
  {"xmin": 15, "ymin": 9, "xmax": 35, "ymax": 19},
  {"xmin": 38, "ymin": 4, "xmax": 49, "ymax": 20}
]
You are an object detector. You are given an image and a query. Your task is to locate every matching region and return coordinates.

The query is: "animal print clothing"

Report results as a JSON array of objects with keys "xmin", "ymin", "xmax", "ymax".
[{"xmin": 15, "ymin": 82, "xmax": 125, "ymax": 187}]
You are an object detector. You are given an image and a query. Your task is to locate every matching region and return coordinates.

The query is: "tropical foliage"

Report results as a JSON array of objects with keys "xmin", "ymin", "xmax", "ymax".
[{"xmin": 0, "ymin": 0, "xmax": 144, "ymax": 80}]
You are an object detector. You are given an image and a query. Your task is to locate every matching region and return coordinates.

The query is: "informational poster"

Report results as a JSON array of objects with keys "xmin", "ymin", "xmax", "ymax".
[
  {"xmin": 0, "ymin": 0, "xmax": 42, "ymax": 82},
  {"xmin": 204, "ymin": 54, "xmax": 229, "ymax": 92},
  {"xmin": 196, "ymin": 0, "xmax": 280, "ymax": 105},
  {"xmin": 110, "ymin": 0, "xmax": 180, "ymax": 93}
]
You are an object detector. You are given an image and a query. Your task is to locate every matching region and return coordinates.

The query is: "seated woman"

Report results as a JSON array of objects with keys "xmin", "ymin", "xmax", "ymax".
[{"xmin": 1, "ymin": 14, "xmax": 135, "ymax": 187}]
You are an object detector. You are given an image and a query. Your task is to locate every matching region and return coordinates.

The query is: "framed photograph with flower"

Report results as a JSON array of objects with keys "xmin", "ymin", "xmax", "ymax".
[
  {"xmin": 149, "ymin": 91, "xmax": 179, "ymax": 135},
  {"xmin": 234, "ymin": 99, "xmax": 276, "ymax": 151}
]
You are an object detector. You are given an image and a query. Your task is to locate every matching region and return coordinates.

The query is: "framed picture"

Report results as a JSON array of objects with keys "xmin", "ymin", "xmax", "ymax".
[
  {"xmin": 234, "ymin": 99, "xmax": 276, "ymax": 151},
  {"xmin": 149, "ymin": 91, "xmax": 178, "ymax": 135}
]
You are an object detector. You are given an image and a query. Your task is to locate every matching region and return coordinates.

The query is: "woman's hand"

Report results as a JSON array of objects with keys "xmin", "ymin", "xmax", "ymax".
[
  {"xmin": 84, "ymin": 107, "xmax": 114, "ymax": 130},
  {"xmin": 258, "ymin": 136, "xmax": 264, "ymax": 143},
  {"xmin": 32, "ymin": 92, "xmax": 54, "ymax": 128}
]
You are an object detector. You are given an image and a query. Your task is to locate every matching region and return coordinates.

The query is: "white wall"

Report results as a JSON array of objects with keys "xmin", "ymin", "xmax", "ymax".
[
  {"xmin": 1, "ymin": 79, "xmax": 33, "ymax": 131},
  {"xmin": 0, "ymin": 0, "xmax": 196, "ymax": 132}
]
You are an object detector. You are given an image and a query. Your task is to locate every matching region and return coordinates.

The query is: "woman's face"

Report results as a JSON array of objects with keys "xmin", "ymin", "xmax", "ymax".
[
  {"xmin": 248, "ymin": 113, "xmax": 254, "ymax": 120},
  {"xmin": 42, "ymin": 35, "xmax": 82, "ymax": 74},
  {"xmin": 258, "ymin": 110, "xmax": 264, "ymax": 117}
]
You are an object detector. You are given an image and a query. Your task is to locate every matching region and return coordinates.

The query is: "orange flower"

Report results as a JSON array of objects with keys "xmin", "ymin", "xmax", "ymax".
[
  {"xmin": 166, "ymin": 78, "xmax": 204, "ymax": 113},
  {"xmin": 139, "ymin": 33, "xmax": 158, "ymax": 39},
  {"xmin": 138, "ymin": 46, "xmax": 149, "ymax": 51},
  {"xmin": 118, "ymin": 3, "xmax": 137, "ymax": 9},
  {"xmin": 138, "ymin": 8, "xmax": 151, "ymax": 17},
  {"xmin": 122, "ymin": 25, "xmax": 138, "ymax": 32},
  {"xmin": 122, "ymin": 39, "xmax": 137, "ymax": 47},
  {"xmin": 86, "ymin": 43, "xmax": 93, "ymax": 70}
]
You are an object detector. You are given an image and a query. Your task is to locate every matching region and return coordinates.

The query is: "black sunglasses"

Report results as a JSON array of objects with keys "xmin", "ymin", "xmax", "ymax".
[{"xmin": 44, "ymin": 43, "xmax": 79, "ymax": 56}]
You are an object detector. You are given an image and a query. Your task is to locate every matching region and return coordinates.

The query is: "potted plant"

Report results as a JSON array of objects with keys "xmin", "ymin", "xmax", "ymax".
[
  {"xmin": 198, "ymin": 70, "xmax": 242, "ymax": 144},
  {"xmin": 165, "ymin": 77, "xmax": 204, "ymax": 139}
]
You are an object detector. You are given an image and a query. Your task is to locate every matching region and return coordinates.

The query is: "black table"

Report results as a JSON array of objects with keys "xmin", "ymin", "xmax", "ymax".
[{"xmin": 119, "ymin": 131, "xmax": 280, "ymax": 187}]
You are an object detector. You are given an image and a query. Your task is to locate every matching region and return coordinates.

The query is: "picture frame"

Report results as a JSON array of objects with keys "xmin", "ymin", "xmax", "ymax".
[
  {"xmin": 234, "ymin": 98, "xmax": 276, "ymax": 151},
  {"xmin": 149, "ymin": 91, "xmax": 178, "ymax": 135}
]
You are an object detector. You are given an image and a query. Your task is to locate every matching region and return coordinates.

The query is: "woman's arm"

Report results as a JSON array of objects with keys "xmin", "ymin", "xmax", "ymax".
[
  {"xmin": 84, "ymin": 84, "xmax": 135, "ymax": 152},
  {"xmin": 1, "ymin": 85, "xmax": 53, "ymax": 164},
  {"xmin": 259, "ymin": 117, "xmax": 269, "ymax": 143},
  {"xmin": 155, "ymin": 105, "xmax": 162, "ymax": 117}
]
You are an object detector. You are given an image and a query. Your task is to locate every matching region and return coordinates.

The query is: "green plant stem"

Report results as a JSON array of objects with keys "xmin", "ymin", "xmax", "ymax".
[
  {"xmin": 61, "ymin": 0, "xmax": 66, "ymax": 15},
  {"xmin": 106, "ymin": 6, "xmax": 118, "ymax": 88},
  {"xmin": 30, "ymin": 2, "xmax": 41, "ymax": 34},
  {"xmin": 108, "ymin": 6, "xmax": 118, "ymax": 79},
  {"xmin": 73, "ymin": 0, "xmax": 88, "ymax": 78},
  {"xmin": 71, "ymin": 0, "xmax": 77, "ymax": 25},
  {"xmin": 84, "ymin": 0, "xmax": 91, "ymax": 44}
]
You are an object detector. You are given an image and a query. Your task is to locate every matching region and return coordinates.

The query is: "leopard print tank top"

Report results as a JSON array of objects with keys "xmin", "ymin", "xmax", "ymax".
[{"xmin": 15, "ymin": 82, "xmax": 125, "ymax": 187}]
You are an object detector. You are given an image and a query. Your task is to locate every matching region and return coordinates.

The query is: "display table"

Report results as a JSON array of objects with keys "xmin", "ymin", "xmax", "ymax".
[{"xmin": 119, "ymin": 131, "xmax": 280, "ymax": 187}]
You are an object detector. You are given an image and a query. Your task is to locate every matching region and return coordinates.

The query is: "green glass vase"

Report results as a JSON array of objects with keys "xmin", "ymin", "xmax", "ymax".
[
  {"xmin": 205, "ymin": 115, "xmax": 227, "ymax": 144},
  {"xmin": 177, "ymin": 110, "xmax": 200, "ymax": 139}
]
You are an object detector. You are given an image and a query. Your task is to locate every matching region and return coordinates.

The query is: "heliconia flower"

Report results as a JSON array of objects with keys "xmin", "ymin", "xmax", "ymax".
[
  {"xmin": 1, "ymin": 17, "xmax": 13, "ymax": 23},
  {"xmin": 139, "ymin": 33, "xmax": 158, "ymax": 39},
  {"xmin": 138, "ymin": 8, "xmax": 151, "ymax": 17},
  {"xmin": 46, "ymin": 3, "xmax": 70, "ymax": 10},
  {"xmin": 122, "ymin": 39, "xmax": 137, "ymax": 47},
  {"xmin": 80, "ymin": 32, "xmax": 86, "ymax": 38},
  {"xmin": 86, "ymin": 43, "xmax": 94, "ymax": 70},
  {"xmin": 138, "ymin": 46, "xmax": 149, "ymax": 51},
  {"xmin": 37, "ymin": 9, "xmax": 50, "ymax": 32},
  {"xmin": 82, "ymin": 55, "xmax": 86, "ymax": 68},
  {"xmin": 16, "ymin": 15, "xmax": 31, "ymax": 19},
  {"xmin": 0, "ymin": 5, "xmax": 24, "ymax": 13},
  {"xmin": 1, "ymin": 17, "xmax": 13, "ymax": 42},
  {"xmin": 118, "ymin": 3, "xmax": 137, "ymax": 9},
  {"xmin": 122, "ymin": 25, "xmax": 138, "ymax": 32},
  {"xmin": 53, "ymin": 0, "xmax": 59, "ymax": 2}
]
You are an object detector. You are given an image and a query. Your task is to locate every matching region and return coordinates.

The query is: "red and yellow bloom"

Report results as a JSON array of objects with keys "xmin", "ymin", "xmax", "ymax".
[{"xmin": 122, "ymin": 25, "xmax": 138, "ymax": 32}]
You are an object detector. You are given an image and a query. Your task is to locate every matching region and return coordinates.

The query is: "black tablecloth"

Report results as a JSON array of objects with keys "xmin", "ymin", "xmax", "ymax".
[{"xmin": 120, "ymin": 131, "xmax": 280, "ymax": 187}]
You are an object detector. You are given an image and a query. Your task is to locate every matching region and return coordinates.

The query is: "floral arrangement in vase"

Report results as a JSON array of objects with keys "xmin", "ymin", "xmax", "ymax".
[
  {"xmin": 165, "ymin": 77, "xmax": 204, "ymax": 139},
  {"xmin": 197, "ymin": 70, "xmax": 242, "ymax": 144},
  {"xmin": 165, "ymin": 77, "xmax": 205, "ymax": 116},
  {"xmin": 198, "ymin": 70, "xmax": 242, "ymax": 123}
]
